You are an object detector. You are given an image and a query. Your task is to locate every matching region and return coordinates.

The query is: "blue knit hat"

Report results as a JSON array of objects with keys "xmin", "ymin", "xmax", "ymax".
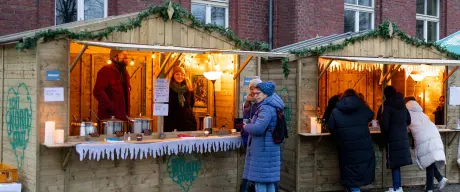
[{"xmin": 256, "ymin": 82, "xmax": 275, "ymax": 96}]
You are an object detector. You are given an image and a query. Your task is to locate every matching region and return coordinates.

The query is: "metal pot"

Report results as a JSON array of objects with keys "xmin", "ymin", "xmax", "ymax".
[
  {"xmin": 203, "ymin": 114, "xmax": 213, "ymax": 134},
  {"xmin": 128, "ymin": 116, "xmax": 152, "ymax": 134},
  {"xmin": 102, "ymin": 116, "xmax": 125, "ymax": 135},
  {"xmin": 76, "ymin": 121, "xmax": 98, "ymax": 136}
]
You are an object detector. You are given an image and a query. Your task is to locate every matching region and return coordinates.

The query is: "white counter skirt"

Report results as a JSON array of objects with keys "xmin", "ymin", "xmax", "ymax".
[{"xmin": 75, "ymin": 135, "xmax": 242, "ymax": 161}]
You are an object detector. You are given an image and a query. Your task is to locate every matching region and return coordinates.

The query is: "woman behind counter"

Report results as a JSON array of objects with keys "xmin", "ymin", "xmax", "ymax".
[{"xmin": 164, "ymin": 66, "xmax": 197, "ymax": 132}]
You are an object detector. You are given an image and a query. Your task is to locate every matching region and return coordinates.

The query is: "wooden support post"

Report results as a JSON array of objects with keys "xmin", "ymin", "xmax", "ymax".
[
  {"xmin": 257, "ymin": 56, "xmax": 261, "ymax": 76},
  {"xmin": 317, "ymin": 59, "xmax": 333, "ymax": 80},
  {"xmin": 69, "ymin": 45, "xmax": 88, "ymax": 72},
  {"xmin": 443, "ymin": 66, "xmax": 458, "ymax": 83},
  {"xmin": 295, "ymin": 59, "xmax": 302, "ymax": 192},
  {"xmin": 233, "ymin": 55, "xmax": 254, "ymax": 80}
]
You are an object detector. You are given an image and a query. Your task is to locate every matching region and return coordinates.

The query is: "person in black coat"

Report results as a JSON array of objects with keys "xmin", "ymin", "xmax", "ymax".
[
  {"xmin": 164, "ymin": 66, "xmax": 197, "ymax": 132},
  {"xmin": 323, "ymin": 94, "xmax": 341, "ymax": 123},
  {"xmin": 378, "ymin": 86, "xmax": 412, "ymax": 192},
  {"xmin": 327, "ymin": 89, "xmax": 375, "ymax": 192}
]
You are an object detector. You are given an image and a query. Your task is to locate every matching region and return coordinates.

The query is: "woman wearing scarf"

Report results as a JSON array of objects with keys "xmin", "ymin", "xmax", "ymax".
[{"xmin": 164, "ymin": 66, "xmax": 197, "ymax": 132}]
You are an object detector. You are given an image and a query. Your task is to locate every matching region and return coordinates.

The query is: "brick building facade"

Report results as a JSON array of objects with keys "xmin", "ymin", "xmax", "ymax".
[{"xmin": 1, "ymin": 0, "xmax": 460, "ymax": 49}]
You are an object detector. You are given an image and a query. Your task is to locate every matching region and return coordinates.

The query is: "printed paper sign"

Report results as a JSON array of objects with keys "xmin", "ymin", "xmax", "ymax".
[
  {"xmin": 449, "ymin": 87, "xmax": 460, "ymax": 105},
  {"xmin": 154, "ymin": 79, "xmax": 169, "ymax": 102},
  {"xmin": 154, "ymin": 104, "xmax": 169, "ymax": 116},
  {"xmin": 44, "ymin": 87, "xmax": 64, "ymax": 102}
]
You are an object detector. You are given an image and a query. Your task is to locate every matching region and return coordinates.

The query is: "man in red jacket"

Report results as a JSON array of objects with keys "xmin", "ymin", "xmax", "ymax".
[{"xmin": 93, "ymin": 50, "xmax": 131, "ymax": 121}]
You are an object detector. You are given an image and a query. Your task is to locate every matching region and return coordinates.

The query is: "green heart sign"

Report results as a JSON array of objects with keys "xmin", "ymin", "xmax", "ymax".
[
  {"xmin": 167, "ymin": 155, "xmax": 202, "ymax": 192},
  {"xmin": 5, "ymin": 83, "xmax": 32, "ymax": 171}
]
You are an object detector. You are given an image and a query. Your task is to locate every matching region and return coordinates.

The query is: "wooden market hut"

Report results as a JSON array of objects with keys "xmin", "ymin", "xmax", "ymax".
[
  {"xmin": 266, "ymin": 22, "xmax": 460, "ymax": 191},
  {"xmin": 0, "ymin": 3, "xmax": 289, "ymax": 192}
]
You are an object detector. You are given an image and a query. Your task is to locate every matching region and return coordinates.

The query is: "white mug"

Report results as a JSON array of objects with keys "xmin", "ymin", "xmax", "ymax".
[{"xmin": 371, "ymin": 120, "xmax": 378, "ymax": 128}]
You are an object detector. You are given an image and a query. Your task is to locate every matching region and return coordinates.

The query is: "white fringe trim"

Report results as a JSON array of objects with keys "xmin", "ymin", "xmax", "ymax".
[{"xmin": 76, "ymin": 136, "xmax": 242, "ymax": 161}]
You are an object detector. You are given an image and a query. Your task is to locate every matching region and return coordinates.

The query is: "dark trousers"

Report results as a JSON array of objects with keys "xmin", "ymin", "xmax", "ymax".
[
  {"xmin": 426, "ymin": 163, "xmax": 444, "ymax": 190},
  {"xmin": 240, "ymin": 179, "xmax": 280, "ymax": 192}
]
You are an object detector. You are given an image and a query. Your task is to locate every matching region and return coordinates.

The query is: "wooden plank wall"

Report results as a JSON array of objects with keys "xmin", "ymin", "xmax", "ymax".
[
  {"xmin": 446, "ymin": 66, "xmax": 460, "ymax": 182},
  {"xmin": 1, "ymin": 44, "xmax": 38, "ymax": 192},
  {"xmin": 101, "ymin": 16, "xmax": 234, "ymax": 49},
  {"xmin": 261, "ymin": 60, "xmax": 298, "ymax": 191},
  {"xmin": 39, "ymin": 146, "xmax": 240, "ymax": 192}
]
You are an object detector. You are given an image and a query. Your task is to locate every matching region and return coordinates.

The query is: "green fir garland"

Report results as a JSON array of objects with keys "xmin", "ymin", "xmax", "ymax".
[
  {"xmin": 281, "ymin": 21, "xmax": 460, "ymax": 79},
  {"xmin": 15, "ymin": 1, "xmax": 269, "ymax": 52}
]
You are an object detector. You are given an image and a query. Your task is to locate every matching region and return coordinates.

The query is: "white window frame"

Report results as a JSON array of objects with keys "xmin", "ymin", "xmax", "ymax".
[
  {"xmin": 55, "ymin": 0, "xmax": 108, "ymax": 25},
  {"xmin": 416, "ymin": 0, "xmax": 440, "ymax": 42},
  {"xmin": 344, "ymin": 0, "xmax": 375, "ymax": 32},
  {"xmin": 191, "ymin": 0, "xmax": 229, "ymax": 28}
]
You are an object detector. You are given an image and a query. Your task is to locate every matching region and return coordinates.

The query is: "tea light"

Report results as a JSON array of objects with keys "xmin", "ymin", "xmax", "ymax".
[
  {"xmin": 231, "ymin": 129, "xmax": 237, "ymax": 133},
  {"xmin": 204, "ymin": 130, "xmax": 210, "ymax": 136},
  {"xmin": 54, "ymin": 129, "xmax": 64, "ymax": 144},
  {"xmin": 44, "ymin": 121, "xmax": 55, "ymax": 145}
]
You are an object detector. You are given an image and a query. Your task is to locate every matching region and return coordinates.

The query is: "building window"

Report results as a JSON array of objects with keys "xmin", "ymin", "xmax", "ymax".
[
  {"xmin": 191, "ymin": 0, "xmax": 229, "ymax": 28},
  {"xmin": 344, "ymin": 0, "xmax": 375, "ymax": 33},
  {"xmin": 55, "ymin": 0, "xmax": 108, "ymax": 25},
  {"xmin": 416, "ymin": 0, "xmax": 439, "ymax": 42}
]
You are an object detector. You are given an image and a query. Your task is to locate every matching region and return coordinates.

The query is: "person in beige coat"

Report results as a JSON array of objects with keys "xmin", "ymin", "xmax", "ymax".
[{"xmin": 405, "ymin": 97, "xmax": 448, "ymax": 192}]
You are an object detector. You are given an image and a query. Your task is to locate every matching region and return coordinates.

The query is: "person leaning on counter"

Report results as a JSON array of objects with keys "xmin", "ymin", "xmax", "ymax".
[{"xmin": 93, "ymin": 50, "xmax": 131, "ymax": 121}]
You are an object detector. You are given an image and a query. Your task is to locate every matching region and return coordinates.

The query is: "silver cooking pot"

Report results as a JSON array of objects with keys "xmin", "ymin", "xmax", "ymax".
[
  {"xmin": 128, "ymin": 116, "xmax": 152, "ymax": 134},
  {"xmin": 102, "ymin": 116, "xmax": 125, "ymax": 135}
]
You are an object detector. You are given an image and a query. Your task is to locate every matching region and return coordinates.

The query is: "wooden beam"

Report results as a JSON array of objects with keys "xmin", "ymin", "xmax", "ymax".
[
  {"xmin": 233, "ymin": 55, "xmax": 253, "ymax": 80},
  {"xmin": 156, "ymin": 52, "xmax": 172, "ymax": 78},
  {"xmin": 69, "ymin": 45, "xmax": 88, "ymax": 72},
  {"xmin": 384, "ymin": 64, "xmax": 401, "ymax": 84},
  {"xmin": 163, "ymin": 53, "xmax": 183, "ymax": 75},
  {"xmin": 317, "ymin": 59, "xmax": 333, "ymax": 80},
  {"xmin": 380, "ymin": 65, "xmax": 394, "ymax": 84},
  {"xmin": 443, "ymin": 66, "xmax": 458, "ymax": 83}
]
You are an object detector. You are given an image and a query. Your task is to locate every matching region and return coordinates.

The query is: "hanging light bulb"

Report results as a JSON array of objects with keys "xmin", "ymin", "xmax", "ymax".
[
  {"xmin": 151, "ymin": 54, "xmax": 156, "ymax": 59},
  {"xmin": 130, "ymin": 59, "xmax": 135, "ymax": 66},
  {"xmin": 107, "ymin": 60, "xmax": 112, "ymax": 64}
]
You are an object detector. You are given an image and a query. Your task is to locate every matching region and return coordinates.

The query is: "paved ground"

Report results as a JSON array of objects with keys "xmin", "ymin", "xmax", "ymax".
[
  {"xmin": 365, "ymin": 184, "xmax": 460, "ymax": 192},
  {"xmin": 280, "ymin": 184, "xmax": 460, "ymax": 191}
]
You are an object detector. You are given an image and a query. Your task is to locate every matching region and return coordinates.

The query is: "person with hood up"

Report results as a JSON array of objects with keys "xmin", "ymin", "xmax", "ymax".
[
  {"xmin": 379, "ymin": 86, "xmax": 412, "ymax": 192},
  {"xmin": 242, "ymin": 82, "xmax": 284, "ymax": 192},
  {"xmin": 404, "ymin": 97, "xmax": 448, "ymax": 192},
  {"xmin": 93, "ymin": 50, "xmax": 131, "ymax": 121},
  {"xmin": 327, "ymin": 89, "xmax": 375, "ymax": 192},
  {"xmin": 322, "ymin": 94, "xmax": 341, "ymax": 123}
]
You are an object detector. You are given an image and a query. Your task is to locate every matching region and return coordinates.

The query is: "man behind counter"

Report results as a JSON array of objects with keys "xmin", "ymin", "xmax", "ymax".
[{"xmin": 93, "ymin": 50, "xmax": 131, "ymax": 121}]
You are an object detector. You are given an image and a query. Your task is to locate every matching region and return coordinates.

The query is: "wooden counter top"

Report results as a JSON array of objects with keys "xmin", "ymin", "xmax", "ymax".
[{"xmin": 299, "ymin": 128, "xmax": 460, "ymax": 137}]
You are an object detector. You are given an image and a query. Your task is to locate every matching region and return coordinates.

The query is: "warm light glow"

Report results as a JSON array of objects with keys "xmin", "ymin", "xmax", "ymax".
[
  {"xmin": 107, "ymin": 60, "xmax": 112, "ymax": 64},
  {"xmin": 203, "ymin": 71, "xmax": 223, "ymax": 80},
  {"xmin": 151, "ymin": 54, "xmax": 156, "ymax": 59},
  {"xmin": 214, "ymin": 64, "xmax": 220, "ymax": 70},
  {"xmin": 130, "ymin": 60, "xmax": 135, "ymax": 66},
  {"xmin": 410, "ymin": 74, "xmax": 425, "ymax": 82},
  {"xmin": 199, "ymin": 65, "xmax": 205, "ymax": 70},
  {"xmin": 172, "ymin": 53, "xmax": 176, "ymax": 58}
]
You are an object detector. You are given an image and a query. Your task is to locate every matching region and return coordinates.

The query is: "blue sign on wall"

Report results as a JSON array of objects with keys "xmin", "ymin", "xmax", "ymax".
[{"xmin": 46, "ymin": 71, "xmax": 60, "ymax": 81}]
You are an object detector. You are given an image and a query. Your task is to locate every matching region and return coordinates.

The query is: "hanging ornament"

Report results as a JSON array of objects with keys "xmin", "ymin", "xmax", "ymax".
[
  {"xmin": 388, "ymin": 22, "xmax": 394, "ymax": 38},
  {"xmin": 167, "ymin": 1, "xmax": 175, "ymax": 20}
]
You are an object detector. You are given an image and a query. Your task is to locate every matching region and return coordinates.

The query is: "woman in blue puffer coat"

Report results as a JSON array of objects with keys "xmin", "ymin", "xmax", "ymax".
[{"xmin": 242, "ymin": 81, "xmax": 284, "ymax": 192}]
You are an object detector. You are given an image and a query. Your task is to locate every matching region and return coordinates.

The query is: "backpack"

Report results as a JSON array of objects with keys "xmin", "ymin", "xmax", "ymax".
[{"xmin": 265, "ymin": 108, "xmax": 288, "ymax": 144}]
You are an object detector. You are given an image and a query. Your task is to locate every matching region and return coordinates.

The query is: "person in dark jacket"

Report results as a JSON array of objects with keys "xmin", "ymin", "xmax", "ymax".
[
  {"xmin": 379, "ymin": 86, "xmax": 412, "ymax": 192},
  {"xmin": 322, "ymin": 94, "xmax": 341, "ymax": 123},
  {"xmin": 433, "ymin": 95, "xmax": 445, "ymax": 125},
  {"xmin": 164, "ymin": 66, "xmax": 197, "ymax": 132},
  {"xmin": 327, "ymin": 89, "xmax": 375, "ymax": 192},
  {"xmin": 93, "ymin": 50, "xmax": 131, "ymax": 121}
]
